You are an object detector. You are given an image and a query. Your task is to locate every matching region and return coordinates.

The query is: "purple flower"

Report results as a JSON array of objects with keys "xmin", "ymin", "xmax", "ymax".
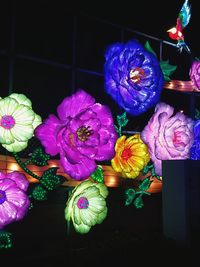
[
  {"xmin": 140, "ymin": 102, "xmax": 194, "ymax": 176},
  {"xmin": 104, "ymin": 40, "xmax": 164, "ymax": 116},
  {"xmin": 35, "ymin": 89, "xmax": 117, "ymax": 181},
  {"xmin": 0, "ymin": 171, "xmax": 30, "ymax": 229},
  {"xmin": 189, "ymin": 60, "xmax": 200, "ymax": 91},
  {"xmin": 190, "ymin": 119, "xmax": 200, "ymax": 159}
]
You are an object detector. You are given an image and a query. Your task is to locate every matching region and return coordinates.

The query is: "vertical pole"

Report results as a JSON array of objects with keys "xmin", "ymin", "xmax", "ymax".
[
  {"xmin": 71, "ymin": 15, "xmax": 77, "ymax": 93},
  {"xmin": 8, "ymin": 0, "xmax": 16, "ymax": 94},
  {"xmin": 159, "ymin": 41, "xmax": 163, "ymax": 62}
]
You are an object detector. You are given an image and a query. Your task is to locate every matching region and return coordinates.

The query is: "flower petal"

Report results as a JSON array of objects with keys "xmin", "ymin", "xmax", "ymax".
[
  {"xmin": 60, "ymin": 150, "xmax": 96, "ymax": 180},
  {"xmin": 2, "ymin": 139, "xmax": 28, "ymax": 152},
  {"xmin": 12, "ymin": 105, "xmax": 35, "ymax": 125},
  {"xmin": 9, "ymin": 93, "xmax": 32, "ymax": 108},
  {"xmin": 0, "ymin": 127, "xmax": 14, "ymax": 145},
  {"xmin": 57, "ymin": 89, "xmax": 95, "ymax": 120},
  {"xmin": 0, "ymin": 201, "xmax": 18, "ymax": 229},
  {"xmin": 11, "ymin": 124, "xmax": 33, "ymax": 142},
  {"xmin": 34, "ymin": 114, "xmax": 61, "ymax": 156},
  {"xmin": 0, "ymin": 97, "xmax": 19, "ymax": 116},
  {"xmin": 7, "ymin": 171, "xmax": 29, "ymax": 191},
  {"xmin": 0, "ymin": 179, "xmax": 17, "ymax": 191},
  {"xmin": 79, "ymin": 208, "xmax": 97, "ymax": 226}
]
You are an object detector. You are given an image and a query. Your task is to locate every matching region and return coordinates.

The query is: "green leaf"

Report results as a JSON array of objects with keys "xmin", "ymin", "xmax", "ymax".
[
  {"xmin": 139, "ymin": 177, "xmax": 152, "ymax": 191},
  {"xmin": 40, "ymin": 167, "xmax": 64, "ymax": 190},
  {"xmin": 32, "ymin": 185, "xmax": 48, "ymax": 201},
  {"xmin": 31, "ymin": 147, "xmax": 50, "ymax": 166},
  {"xmin": 144, "ymin": 41, "xmax": 157, "ymax": 57},
  {"xmin": 141, "ymin": 165, "xmax": 149, "ymax": 175},
  {"xmin": 0, "ymin": 231, "xmax": 12, "ymax": 249},
  {"xmin": 117, "ymin": 112, "xmax": 128, "ymax": 128},
  {"xmin": 91, "ymin": 166, "xmax": 104, "ymax": 183},
  {"xmin": 195, "ymin": 109, "xmax": 200, "ymax": 120},
  {"xmin": 160, "ymin": 60, "xmax": 177, "ymax": 81},
  {"xmin": 125, "ymin": 188, "xmax": 136, "ymax": 206},
  {"xmin": 133, "ymin": 196, "xmax": 144, "ymax": 209}
]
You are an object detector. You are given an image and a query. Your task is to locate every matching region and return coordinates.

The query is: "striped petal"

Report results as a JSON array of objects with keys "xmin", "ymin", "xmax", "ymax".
[
  {"xmin": 0, "ymin": 97, "xmax": 19, "ymax": 116},
  {"xmin": 9, "ymin": 93, "xmax": 32, "ymax": 108}
]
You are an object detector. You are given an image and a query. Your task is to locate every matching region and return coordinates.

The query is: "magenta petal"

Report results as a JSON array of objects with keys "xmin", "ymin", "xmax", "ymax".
[
  {"xmin": 82, "ymin": 132, "xmax": 100, "ymax": 147},
  {"xmin": 57, "ymin": 89, "xmax": 95, "ymax": 120},
  {"xmin": 84, "ymin": 118, "xmax": 101, "ymax": 132},
  {"xmin": 0, "ymin": 179, "xmax": 16, "ymax": 191},
  {"xmin": 77, "ymin": 146, "xmax": 98, "ymax": 159},
  {"xmin": 95, "ymin": 139, "xmax": 116, "ymax": 161},
  {"xmin": 0, "ymin": 172, "xmax": 6, "ymax": 180},
  {"xmin": 60, "ymin": 139, "xmax": 83, "ymax": 164},
  {"xmin": 68, "ymin": 117, "xmax": 83, "ymax": 133},
  {"xmin": 15, "ymin": 198, "xmax": 30, "ymax": 221},
  {"xmin": 35, "ymin": 114, "xmax": 61, "ymax": 156},
  {"xmin": 60, "ymin": 150, "xmax": 96, "ymax": 180},
  {"xmin": 0, "ymin": 201, "xmax": 18, "ymax": 229},
  {"xmin": 98, "ymin": 128, "xmax": 112, "ymax": 145},
  {"xmin": 6, "ymin": 187, "xmax": 29, "ymax": 209},
  {"xmin": 91, "ymin": 103, "xmax": 115, "ymax": 127},
  {"xmin": 78, "ymin": 108, "xmax": 96, "ymax": 120},
  {"xmin": 7, "ymin": 171, "xmax": 29, "ymax": 191}
]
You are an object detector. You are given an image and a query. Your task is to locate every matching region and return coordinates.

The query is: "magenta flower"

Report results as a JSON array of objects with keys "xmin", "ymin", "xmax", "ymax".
[
  {"xmin": 35, "ymin": 89, "xmax": 117, "ymax": 180},
  {"xmin": 189, "ymin": 60, "xmax": 200, "ymax": 90},
  {"xmin": 141, "ymin": 102, "xmax": 194, "ymax": 176},
  {"xmin": 0, "ymin": 171, "xmax": 30, "ymax": 229}
]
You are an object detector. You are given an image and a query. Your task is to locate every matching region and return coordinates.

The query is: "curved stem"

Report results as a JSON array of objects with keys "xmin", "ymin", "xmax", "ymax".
[{"xmin": 13, "ymin": 152, "xmax": 40, "ymax": 180}]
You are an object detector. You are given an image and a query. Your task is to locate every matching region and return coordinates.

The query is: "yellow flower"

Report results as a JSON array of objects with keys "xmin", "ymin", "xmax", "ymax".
[
  {"xmin": 0, "ymin": 93, "xmax": 42, "ymax": 152},
  {"xmin": 111, "ymin": 134, "xmax": 150, "ymax": 178}
]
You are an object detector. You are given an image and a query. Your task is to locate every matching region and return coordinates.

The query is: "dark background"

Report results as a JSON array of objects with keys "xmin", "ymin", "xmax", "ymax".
[{"xmin": 1, "ymin": 0, "xmax": 200, "ymax": 265}]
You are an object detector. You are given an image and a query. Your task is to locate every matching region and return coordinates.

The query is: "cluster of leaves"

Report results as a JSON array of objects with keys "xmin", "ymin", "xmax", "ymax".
[{"xmin": 145, "ymin": 41, "xmax": 177, "ymax": 81}]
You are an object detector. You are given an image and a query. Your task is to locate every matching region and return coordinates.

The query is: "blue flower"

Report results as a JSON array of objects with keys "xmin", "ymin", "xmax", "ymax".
[
  {"xmin": 190, "ymin": 119, "xmax": 200, "ymax": 159},
  {"xmin": 104, "ymin": 40, "xmax": 164, "ymax": 116}
]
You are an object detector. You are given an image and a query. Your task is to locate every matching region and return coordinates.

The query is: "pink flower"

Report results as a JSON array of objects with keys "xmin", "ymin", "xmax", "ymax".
[
  {"xmin": 0, "ymin": 171, "xmax": 30, "ymax": 229},
  {"xmin": 189, "ymin": 60, "xmax": 200, "ymax": 90},
  {"xmin": 141, "ymin": 102, "xmax": 194, "ymax": 176},
  {"xmin": 35, "ymin": 89, "xmax": 117, "ymax": 181}
]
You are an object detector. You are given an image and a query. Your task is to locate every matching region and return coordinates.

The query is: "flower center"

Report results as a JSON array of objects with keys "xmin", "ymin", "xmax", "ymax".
[
  {"xmin": 77, "ymin": 196, "xmax": 89, "ymax": 209},
  {"xmin": 173, "ymin": 131, "xmax": 183, "ymax": 146},
  {"xmin": 0, "ymin": 190, "xmax": 6, "ymax": 204},
  {"xmin": 121, "ymin": 148, "xmax": 132, "ymax": 160},
  {"xmin": 0, "ymin": 115, "xmax": 15, "ymax": 129},
  {"xmin": 77, "ymin": 125, "xmax": 93, "ymax": 142},
  {"xmin": 130, "ymin": 67, "xmax": 145, "ymax": 84}
]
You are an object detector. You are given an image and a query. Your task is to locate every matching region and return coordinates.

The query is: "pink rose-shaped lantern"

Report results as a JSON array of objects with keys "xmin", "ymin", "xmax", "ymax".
[
  {"xmin": 189, "ymin": 60, "xmax": 200, "ymax": 91},
  {"xmin": 141, "ymin": 102, "xmax": 194, "ymax": 176},
  {"xmin": 35, "ymin": 89, "xmax": 117, "ymax": 181},
  {"xmin": 0, "ymin": 171, "xmax": 30, "ymax": 229}
]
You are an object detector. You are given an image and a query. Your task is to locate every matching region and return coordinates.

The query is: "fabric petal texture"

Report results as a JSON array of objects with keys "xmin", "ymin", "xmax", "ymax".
[
  {"xmin": 104, "ymin": 39, "xmax": 164, "ymax": 116},
  {"xmin": 0, "ymin": 171, "xmax": 30, "ymax": 229},
  {"xmin": 35, "ymin": 89, "xmax": 117, "ymax": 181},
  {"xmin": 65, "ymin": 180, "xmax": 108, "ymax": 234}
]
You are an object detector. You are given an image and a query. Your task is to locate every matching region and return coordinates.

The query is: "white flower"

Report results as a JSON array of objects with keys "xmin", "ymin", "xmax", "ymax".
[
  {"xmin": 0, "ymin": 93, "xmax": 42, "ymax": 152},
  {"xmin": 65, "ymin": 180, "xmax": 108, "ymax": 234}
]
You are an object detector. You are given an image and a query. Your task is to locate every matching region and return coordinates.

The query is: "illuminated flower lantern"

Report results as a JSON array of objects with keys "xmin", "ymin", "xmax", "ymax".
[
  {"xmin": 0, "ymin": 171, "xmax": 30, "ymax": 229},
  {"xmin": 111, "ymin": 134, "xmax": 150, "ymax": 178},
  {"xmin": 65, "ymin": 180, "xmax": 108, "ymax": 234},
  {"xmin": 141, "ymin": 102, "xmax": 194, "ymax": 176},
  {"xmin": 0, "ymin": 93, "xmax": 42, "ymax": 152},
  {"xmin": 190, "ymin": 119, "xmax": 200, "ymax": 159},
  {"xmin": 189, "ymin": 60, "xmax": 200, "ymax": 91},
  {"xmin": 35, "ymin": 89, "xmax": 117, "ymax": 181},
  {"xmin": 104, "ymin": 40, "xmax": 164, "ymax": 116}
]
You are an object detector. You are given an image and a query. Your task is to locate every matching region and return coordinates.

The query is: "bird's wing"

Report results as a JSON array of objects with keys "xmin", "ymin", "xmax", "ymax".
[{"xmin": 178, "ymin": 0, "xmax": 191, "ymax": 28}]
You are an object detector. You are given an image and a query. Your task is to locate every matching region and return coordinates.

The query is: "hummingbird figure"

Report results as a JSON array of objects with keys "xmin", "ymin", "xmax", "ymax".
[{"xmin": 167, "ymin": 0, "xmax": 191, "ymax": 54}]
